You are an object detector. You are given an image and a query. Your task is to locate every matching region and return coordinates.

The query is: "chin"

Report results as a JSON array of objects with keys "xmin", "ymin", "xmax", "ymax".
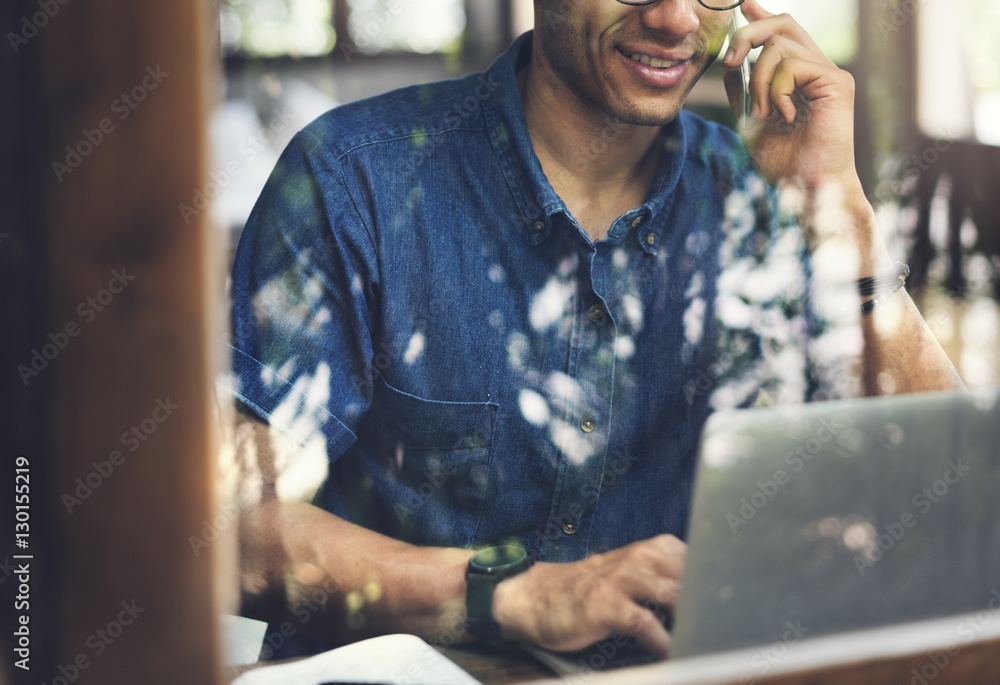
[
  {"xmin": 604, "ymin": 98, "xmax": 685, "ymax": 128},
  {"xmin": 600, "ymin": 69, "xmax": 701, "ymax": 127},
  {"xmin": 628, "ymin": 109, "xmax": 683, "ymax": 127}
]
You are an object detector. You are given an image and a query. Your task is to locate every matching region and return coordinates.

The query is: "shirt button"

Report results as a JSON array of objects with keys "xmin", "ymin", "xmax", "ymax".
[
  {"xmin": 532, "ymin": 221, "xmax": 545, "ymax": 234},
  {"xmin": 588, "ymin": 304, "xmax": 606, "ymax": 325},
  {"xmin": 645, "ymin": 232, "xmax": 656, "ymax": 246},
  {"xmin": 561, "ymin": 521, "xmax": 578, "ymax": 535},
  {"xmin": 580, "ymin": 416, "xmax": 596, "ymax": 433},
  {"xmin": 631, "ymin": 216, "xmax": 644, "ymax": 229}
]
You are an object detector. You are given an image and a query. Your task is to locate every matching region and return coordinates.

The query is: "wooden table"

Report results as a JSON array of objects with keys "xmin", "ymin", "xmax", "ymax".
[
  {"xmin": 226, "ymin": 632, "xmax": 1000, "ymax": 685},
  {"xmin": 436, "ymin": 643, "xmax": 556, "ymax": 684}
]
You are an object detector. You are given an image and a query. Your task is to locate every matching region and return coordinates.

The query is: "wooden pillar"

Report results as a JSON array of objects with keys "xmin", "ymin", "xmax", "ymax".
[
  {"xmin": 857, "ymin": 0, "xmax": 919, "ymax": 198},
  {"xmin": 3, "ymin": 0, "xmax": 226, "ymax": 683}
]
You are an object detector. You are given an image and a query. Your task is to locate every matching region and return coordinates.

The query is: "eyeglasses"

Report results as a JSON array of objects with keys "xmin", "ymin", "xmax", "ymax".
[{"xmin": 617, "ymin": 0, "xmax": 746, "ymax": 9}]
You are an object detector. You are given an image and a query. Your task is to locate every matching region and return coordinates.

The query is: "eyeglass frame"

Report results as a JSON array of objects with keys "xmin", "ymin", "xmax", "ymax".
[{"xmin": 616, "ymin": 0, "xmax": 746, "ymax": 10}]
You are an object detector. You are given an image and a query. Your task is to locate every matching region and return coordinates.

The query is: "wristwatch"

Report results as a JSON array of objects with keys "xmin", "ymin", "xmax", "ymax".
[{"xmin": 466, "ymin": 545, "xmax": 533, "ymax": 640}]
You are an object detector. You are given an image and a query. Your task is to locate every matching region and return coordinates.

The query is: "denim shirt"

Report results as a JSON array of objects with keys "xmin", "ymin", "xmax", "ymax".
[{"xmin": 230, "ymin": 32, "xmax": 841, "ymax": 571}]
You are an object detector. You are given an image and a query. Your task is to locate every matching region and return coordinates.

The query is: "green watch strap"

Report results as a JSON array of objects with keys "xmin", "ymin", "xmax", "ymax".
[
  {"xmin": 466, "ymin": 571, "xmax": 502, "ymax": 639},
  {"xmin": 465, "ymin": 545, "xmax": 532, "ymax": 640}
]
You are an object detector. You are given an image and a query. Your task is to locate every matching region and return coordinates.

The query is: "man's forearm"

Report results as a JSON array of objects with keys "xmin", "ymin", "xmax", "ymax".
[
  {"xmin": 794, "ymin": 181, "xmax": 965, "ymax": 396},
  {"xmin": 240, "ymin": 498, "xmax": 475, "ymax": 644},
  {"xmin": 236, "ymin": 414, "xmax": 475, "ymax": 646},
  {"xmin": 859, "ymin": 292, "xmax": 965, "ymax": 395}
]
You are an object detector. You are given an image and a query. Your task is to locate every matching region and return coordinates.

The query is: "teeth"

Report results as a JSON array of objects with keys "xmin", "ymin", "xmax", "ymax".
[{"xmin": 628, "ymin": 52, "xmax": 681, "ymax": 69}]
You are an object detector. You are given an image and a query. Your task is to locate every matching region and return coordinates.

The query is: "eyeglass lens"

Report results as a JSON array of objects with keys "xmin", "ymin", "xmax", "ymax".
[
  {"xmin": 617, "ymin": 0, "xmax": 746, "ymax": 9},
  {"xmin": 699, "ymin": 0, "xmax": 746, "ymax": 9}
]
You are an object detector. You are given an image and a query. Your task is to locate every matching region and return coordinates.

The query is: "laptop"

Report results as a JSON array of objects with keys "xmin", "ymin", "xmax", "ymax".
[{"xmin": 530, "ymin": 388, "xmax": 1000, "ymax": 681}]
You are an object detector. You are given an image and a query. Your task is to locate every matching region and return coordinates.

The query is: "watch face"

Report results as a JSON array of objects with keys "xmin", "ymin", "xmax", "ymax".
[{"xmin": 470, "ymin": 545, "xmax": 528, "ymax": 574}]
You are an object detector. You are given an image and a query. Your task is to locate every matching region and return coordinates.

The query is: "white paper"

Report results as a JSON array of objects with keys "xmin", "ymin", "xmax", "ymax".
[
  {"xmin": 232, "ymin": 633, "xmax": 482, "ymax": 685},
  {"xmin": 222, "ymin": 615, "xmax": 269, "ymax": 666}
]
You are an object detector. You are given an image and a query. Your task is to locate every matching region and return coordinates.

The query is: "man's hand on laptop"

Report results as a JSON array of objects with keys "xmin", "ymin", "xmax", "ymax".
[{"xmin": 492, "ymin": 534, "xmax": 686, "ymax": 660}]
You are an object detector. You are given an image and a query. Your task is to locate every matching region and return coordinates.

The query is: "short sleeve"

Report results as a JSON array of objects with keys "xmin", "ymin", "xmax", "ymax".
[{"xmin": 229, "ymin": 129, "xmax": 380, "ymax": 463}]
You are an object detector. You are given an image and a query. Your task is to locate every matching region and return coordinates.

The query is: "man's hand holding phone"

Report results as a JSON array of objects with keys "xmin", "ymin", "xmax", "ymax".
[{"xmin": 722, "ymin": 0, "xmax": 860, "ymax": 212}]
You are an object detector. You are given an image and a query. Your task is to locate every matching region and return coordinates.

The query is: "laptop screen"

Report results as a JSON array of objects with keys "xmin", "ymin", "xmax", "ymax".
[{"xmin": 671, "ymin": 389, "xmax": 1000, "ymax": 658}]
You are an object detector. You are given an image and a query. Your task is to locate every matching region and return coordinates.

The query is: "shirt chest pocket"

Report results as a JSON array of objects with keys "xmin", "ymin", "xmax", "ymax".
[{"xmin": 368, "ymin": 376, "xmax": 498, "ymax": 547}]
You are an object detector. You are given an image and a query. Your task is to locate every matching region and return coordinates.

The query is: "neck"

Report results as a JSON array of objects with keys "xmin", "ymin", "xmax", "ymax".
[{"xmin": 518, "ymin": 50, "xmax": 663, "ymax": 240}]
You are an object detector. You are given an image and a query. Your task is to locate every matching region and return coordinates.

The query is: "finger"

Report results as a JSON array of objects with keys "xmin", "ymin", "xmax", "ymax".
[
  {"xmin": 614, "ymin": 604, "xmax": 672, "ymax": 660},
  {"xmin": 642, "ymin": 534, "xmax": 687, "ymax": 582},
  {"xmin": 649, "ymin": 534, "xmax": 688, "ymax": 567},
  {"xmin": 738, "ymin": 0, "xmax": 774, "ymax": 23},
  {"xmin": 619, "ymin": 534, "xmax": 687, "ymax": 581},
  {"xmin": 652, "ymin": 575, "xmax": 681, "ymax": 609},
  {"xmin": 770, "ymin": 57, "xmax": 845, "ymax": 125},
  {"xmin": 748, "ymin": 34, "xmax": 826, "ymax": 120},
  {"xmin": 723, "ymin": 10, "xmax": 829, "ymax": 69},
  {"xmin": 604, "ymin": 564, "xmax": 680, "ymax": 615}
]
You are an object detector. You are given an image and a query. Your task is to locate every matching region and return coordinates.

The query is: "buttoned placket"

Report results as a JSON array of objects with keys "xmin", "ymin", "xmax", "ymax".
[
  {"xmin": 478, "ymin": 34, "xmax": 683, "ymax": 557},
  {"xmin": 535, "ymin": 212, "xmax": 645, "ymax": 562}
]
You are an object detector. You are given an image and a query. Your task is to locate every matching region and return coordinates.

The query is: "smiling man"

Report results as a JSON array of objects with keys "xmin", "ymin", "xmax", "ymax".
[{"xmin": 229, "ymin": 0, "xmax": 962, "ymax": 661}]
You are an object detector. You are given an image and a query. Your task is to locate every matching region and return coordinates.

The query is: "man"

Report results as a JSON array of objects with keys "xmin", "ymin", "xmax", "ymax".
[{"xmin": 230, "ymin": 0, "xmax": 962, "ymax": 661}]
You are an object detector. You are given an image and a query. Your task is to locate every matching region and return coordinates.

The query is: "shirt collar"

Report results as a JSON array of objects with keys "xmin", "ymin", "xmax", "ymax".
[{"xmin": 483, "ymin": 31, "xmax": 688, "ymax": 251}]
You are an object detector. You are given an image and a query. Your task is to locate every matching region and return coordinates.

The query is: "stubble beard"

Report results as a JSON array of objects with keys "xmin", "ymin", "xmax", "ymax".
[{"xmin": 543, "ymin": 32, "xmax": 717, "ymax": 129}]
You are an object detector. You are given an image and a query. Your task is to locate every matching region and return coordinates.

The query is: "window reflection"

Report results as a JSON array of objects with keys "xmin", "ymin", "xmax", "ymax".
[
  {"xmin": 221, "ymin": 0, "xmax": 336, "ymax": 57},
  {"xmin": 219, "ymin": 0, "xmax": 467, "ymax": 58},
  {"xmin": 762, "ymin": 0, "xmax": 858, "ymax": 65},
  {"xmin": 962, "ymin": 0, "xmax": 1000, "ymax": 145},
  {"xmin": 346, "ymin": 0, "xmax": 466, "ymax": 55}
]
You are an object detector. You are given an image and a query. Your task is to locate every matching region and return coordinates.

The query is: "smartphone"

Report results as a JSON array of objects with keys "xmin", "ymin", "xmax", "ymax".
[{"xmin": 729, "ymin": 10, "xmax": 752, "ymax": 129}]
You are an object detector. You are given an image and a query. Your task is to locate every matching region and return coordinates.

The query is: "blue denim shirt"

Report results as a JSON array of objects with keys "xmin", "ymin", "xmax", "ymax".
[{"xmin": 230, "ymin": 33, "xmax": 833, "ymax": 572}]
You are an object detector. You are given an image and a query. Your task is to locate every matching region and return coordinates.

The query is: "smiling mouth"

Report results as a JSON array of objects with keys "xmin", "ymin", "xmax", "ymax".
[{"xmin": 621, "ymin": 50, "xmax": 687, "ymax": 69}]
